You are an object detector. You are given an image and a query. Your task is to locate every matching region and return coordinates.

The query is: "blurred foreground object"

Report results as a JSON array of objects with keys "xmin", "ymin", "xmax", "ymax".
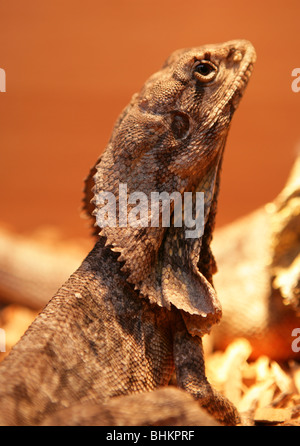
[
  {"xmin": 206, "ymin": 338, "xmax": 300, "ymax": 425},
  {"xmin": 0, "ymin": 226, "xmax": 90, "ymax": 309},
  {"xmin": 212, "ymin": 153, "xmax": 300, "ymax": 359}
]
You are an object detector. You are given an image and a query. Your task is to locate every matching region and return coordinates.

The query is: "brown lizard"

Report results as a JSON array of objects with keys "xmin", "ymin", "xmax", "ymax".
[{"xmin": 0, "ymin": 39, "xmax": 256, "ymax": 426}]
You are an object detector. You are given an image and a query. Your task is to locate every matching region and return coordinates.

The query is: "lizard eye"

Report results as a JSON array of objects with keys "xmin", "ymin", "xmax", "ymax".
[{"xmin": 194, "ymin": 60, "xmax": 217, "ymax": 83}]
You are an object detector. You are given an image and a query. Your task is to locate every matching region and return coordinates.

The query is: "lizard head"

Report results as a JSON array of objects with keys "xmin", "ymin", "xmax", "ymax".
[
  {"xmin": 130, "ymin": 39, "xmax": 255, "ymax": 183},
  {"xmin": 84, "ymin": 40, "xmax": 256, "ymax": 336}
]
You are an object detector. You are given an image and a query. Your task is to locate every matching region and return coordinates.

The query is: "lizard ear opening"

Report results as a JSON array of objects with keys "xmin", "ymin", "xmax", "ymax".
[{"xmin": 170, "ymin": 111, "xmax": 190, "ymax": 140}]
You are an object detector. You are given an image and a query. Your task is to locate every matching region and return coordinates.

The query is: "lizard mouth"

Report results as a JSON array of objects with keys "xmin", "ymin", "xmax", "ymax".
[{"xmin": 229, "ymin": 61, "xmax": 255, "ymax": 111}]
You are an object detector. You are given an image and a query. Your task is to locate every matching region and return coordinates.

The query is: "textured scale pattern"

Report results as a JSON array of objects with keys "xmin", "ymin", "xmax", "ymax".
[{"xmin": 0, "ymin": 40, "xmax": 256, "ymax": 425}]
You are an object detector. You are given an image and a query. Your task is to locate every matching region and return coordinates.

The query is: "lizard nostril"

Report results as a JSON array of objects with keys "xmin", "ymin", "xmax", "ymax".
[
  {"xmin": 227, "ymin": 47, "xmax": 243, "ymax": 62},
  {"xmin": 233, "ymin": 50, "xmax": 243, "ymax": 62}
]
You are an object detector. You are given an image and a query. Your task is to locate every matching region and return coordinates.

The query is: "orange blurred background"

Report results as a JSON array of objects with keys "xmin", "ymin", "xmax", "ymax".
[{"xmin": 0, "ymin": 0, "xmax": 299, "ymax": 240}]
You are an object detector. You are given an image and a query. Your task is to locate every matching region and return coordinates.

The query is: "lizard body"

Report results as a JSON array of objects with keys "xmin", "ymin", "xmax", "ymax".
[
  {"xmin": 1, "ymin": 153, "xmax": 299, "ymax": 362},
  {"xmin": 0, "ymin": 40, "xmax": 255, "ymax": 425}
]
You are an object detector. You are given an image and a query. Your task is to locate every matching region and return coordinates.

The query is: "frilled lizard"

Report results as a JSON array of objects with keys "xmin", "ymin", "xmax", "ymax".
[{"xmin": 0, "ymin": 40, "xmax": 256, "ymax": 426}]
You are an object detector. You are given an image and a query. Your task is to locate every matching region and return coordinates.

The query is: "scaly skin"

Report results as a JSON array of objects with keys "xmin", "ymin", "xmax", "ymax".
[{"xmin": 0, "ymin": 40, "xmax": 255, "ymax": 425}]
